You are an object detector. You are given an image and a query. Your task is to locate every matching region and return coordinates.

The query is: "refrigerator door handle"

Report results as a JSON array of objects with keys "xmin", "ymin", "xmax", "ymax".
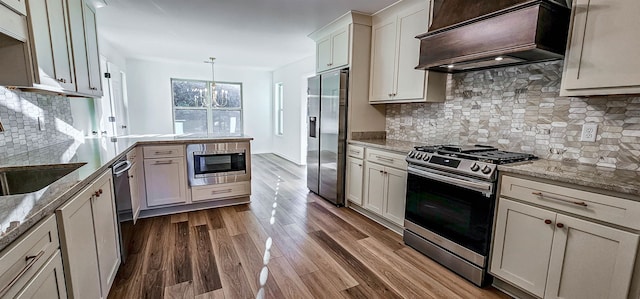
[{"xmin": 309, "ymin": 116, "xmax": 317, "ymax": 138}]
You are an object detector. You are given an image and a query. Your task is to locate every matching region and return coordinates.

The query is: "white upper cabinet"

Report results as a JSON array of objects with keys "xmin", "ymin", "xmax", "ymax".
[
  {"xmin": 27, "ymin": 0, "xmax": 76, "ymax": 91},
  {"xmin": 315, "ymin": 26, "xmax": 350, "ymax": 73},
  {"xmin": 560, "ymin": 0, "xmax": 640, "ymax": 96},
  {"xmin": 369, "ymin": 0, "xmax": 446, "ymax": 104},
  {"xmin": 67, "ymin": 0, "xmax": 102, "ymax": 96}
]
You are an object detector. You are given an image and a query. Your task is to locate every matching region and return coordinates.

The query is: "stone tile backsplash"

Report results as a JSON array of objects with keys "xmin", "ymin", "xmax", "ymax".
[
  {"xmin": 0, "ymin": 87, "xmax": 81, "ymax": 161},
  {"xmin": 386, "ymin": 61, "xmax": 640, "ymax": 171}
]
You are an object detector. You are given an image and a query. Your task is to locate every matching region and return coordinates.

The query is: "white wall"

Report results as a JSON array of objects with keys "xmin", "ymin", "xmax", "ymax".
[
  {"xmin": 126, "ymin": 58, "xmax": 273, "ymax": 154},
  {"xmin": 271, "ymin": 56, "xmax": 315, "ymax": 165}
]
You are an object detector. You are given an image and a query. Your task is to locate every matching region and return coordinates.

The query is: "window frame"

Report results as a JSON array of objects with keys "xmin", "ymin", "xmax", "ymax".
[
  {"xmin": 170, "ymin": 78, "xmax": 244, "ymax": 136},
  {"xmin": 275, "ymin": 82, "xmax": 284, "ymax": 136}
]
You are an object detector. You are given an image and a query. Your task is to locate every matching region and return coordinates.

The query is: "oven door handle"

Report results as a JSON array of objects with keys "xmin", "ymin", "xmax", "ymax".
[{"xmin": 408, "ymin": 167, "xmax": 493, "ymax": 195}]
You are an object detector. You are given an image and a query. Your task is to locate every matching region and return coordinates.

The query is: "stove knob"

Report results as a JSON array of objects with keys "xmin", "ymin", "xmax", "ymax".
[
  {"xmin": 481, "ymin": 165, "xmax": 492, "ymax": 174},
  {"xmin": 408, "ymin": 151, "xmax": 415, "ymax": 158},
  {"xmin": 422, "ymin": 154, "xmax": 429, "ymax": 161},
  {"xmin": 416, "ymin": 153, "xmax": 423, "ymax": 160},
  {"xmin": 470, "ymin": 163, "xmax": 480, "ymax": 172}
]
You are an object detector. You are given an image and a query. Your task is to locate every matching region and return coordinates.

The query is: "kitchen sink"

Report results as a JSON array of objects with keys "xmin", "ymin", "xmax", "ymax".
[{"xmin": 0, "ymin": 163, "xmax": 87, "ymax": 196}]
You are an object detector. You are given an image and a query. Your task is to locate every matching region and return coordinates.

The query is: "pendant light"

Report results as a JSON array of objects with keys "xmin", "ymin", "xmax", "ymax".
[{"xmin": 204, "ymin": 57, "xmax": 217, "ymax": 106}]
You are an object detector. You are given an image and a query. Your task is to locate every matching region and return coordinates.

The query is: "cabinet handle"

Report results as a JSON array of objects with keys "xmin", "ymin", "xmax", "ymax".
[
  {"xmin": 0, "ymin": 250, "xmax": 45, "ymax": 298},
  {"xmin": 94, "ymin": 189, "xmax": 103, "ymax": 197},
  {"xmin": 90, "ymin": 87, "xmax": 97, "ymax": 90},
  {"xmin": 212, "ymin": 189, "xmax": 233, "ymax": 195},
  {"xmin": 154, "ymin": 160, "xmax": 173, "ymax": 165},
  {"xmin": 532, "ymin": 192, "xmax": 588, "ymax": 207},
  {"xmin": 375, "ymin": 156, "xmax": 394, "ymax": 163},
  {"xmin": 379, "ymin": 170, "xmax": 384, "ymax": 174},
  {"xmin": 57, "ymin": 78, "xmax": 66, "ymax": 83},
  {"xmin": 388, "ymin": 93, "xmax": 393, "ymax": 97},
  {"xmin": 557, "ymin": 223, "xmax": 564, "ymax": 228},
  {"xmin": 154, "ymin": 150, "xmax": 173, "ymax": 155},
  {"xmin": 349, "ymin": 150, "xmax": 360, "ymax": 155},
  {"xmin": 544, "ymin": 219, "xmax": 552, "ymax": 225},
  {"xmin": 358, "ymin": 164, "xmax": 362, "ymax": 167},
  {"xmin": 128, "ymin": 175, "xmax": 134, "ymax": 178}
]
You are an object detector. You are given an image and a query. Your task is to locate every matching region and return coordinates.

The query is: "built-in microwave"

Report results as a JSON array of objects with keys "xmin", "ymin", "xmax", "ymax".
[{"xmin": 186, "ymin": 142, "xmax": 251, "ymax": 186}]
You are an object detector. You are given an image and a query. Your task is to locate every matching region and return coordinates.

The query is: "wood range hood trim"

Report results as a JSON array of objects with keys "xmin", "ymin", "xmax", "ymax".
[{"xmin": 415, "ymin": 0, "xmax": 571, "ymax": 73}]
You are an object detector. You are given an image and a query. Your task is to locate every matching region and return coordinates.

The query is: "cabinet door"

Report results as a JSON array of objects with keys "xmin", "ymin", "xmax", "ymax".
[
  {"xmin": 66, "ymin": 0, "xmax": 90, "ymax": 94},
  {"xmin": 128, "ymin": 162, "xmax": 141, "ymax": 223},
  {"xmin": 394, "ymin": 7, "xmax": 428, "ymax": 100},
  {"xmin": 91, "ymin": 174, "xmax": 120, "ymax": 298},
  {"xmin": 363, "ymin": 162, "xmax": 385, "ymax": 215},
  {"xmin": 144, "ymin": 158, "xmax": 188, "ymax": 207},
  {"xmin": 82, "ymin": 1, "xmax": 102, "ymax": 96},
  {"xmin": 330, "ymin": 27, "xmax": 349, "ymax": 69},
  {"xmin": 369, "ymin": 19, "xmax": 396, "ymax": 102},
  {"xmin": 316, "ymin": 35, "xmax": 332, "ymax": 72},
  {"xmin": 490, "ymin": 198, "xmax": 556, "ymax": 298},
  {"xmin": 28, "ymin": 0, "xmax": 75, "ymax": 90},
  {"xmin": 561, "ymin": 0, "xmax": 640, "ymax": 95},
  {"xmin": 345, "ymin": 157, "xmax": 364, "ymax": 205},
  {"xmin": 15, "ymin": 251, "xmax": 67, "ymax": 299},
  {"xmin": 56, "ymin": 186, "xmax": 101, "ymax": 299},
  {"xmin": 382, "ymin": 166, "xmax": 406, "ymax": 226},
  {"xmin": 544, "ymin": 214, "xmax": 639, "ymax": 299}
]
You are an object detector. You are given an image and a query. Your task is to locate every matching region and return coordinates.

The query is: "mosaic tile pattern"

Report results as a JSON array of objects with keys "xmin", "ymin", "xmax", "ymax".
[
  {"xmin": 386, "ymin": 61, "xmax": 640, "ymax": 171},
  {"xmin": 0, "ymin": 87, "xmax": 82, "ymax": 161}
]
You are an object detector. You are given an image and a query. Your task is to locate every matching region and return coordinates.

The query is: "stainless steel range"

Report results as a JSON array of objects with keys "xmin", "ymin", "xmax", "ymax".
[{"xmin": 403, "ymin": 145, "xmax": 536, "ymax": 286}]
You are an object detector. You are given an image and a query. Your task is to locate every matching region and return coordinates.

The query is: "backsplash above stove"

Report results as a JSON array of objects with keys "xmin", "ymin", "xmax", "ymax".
[{"xmin": 386, "ymin": 61, "xmax": 640, "ymax": 171}]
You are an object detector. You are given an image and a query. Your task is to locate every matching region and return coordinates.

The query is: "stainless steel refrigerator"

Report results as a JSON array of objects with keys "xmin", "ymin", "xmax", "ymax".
[{"xmin": 307, "ymin": 69, "xmax": 348, "ymax": 206}]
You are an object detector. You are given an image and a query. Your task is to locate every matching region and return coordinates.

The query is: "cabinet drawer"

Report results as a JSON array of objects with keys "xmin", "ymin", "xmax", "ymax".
[
  {"xmin": 0, "ymin": 215, "xmax": 59, "ymax": 297},
  {"xmin": 501, "ymin": 175, "xmax": 640, "ymax": 230},
  {"xmin": 0, "ymin": 0, "xmax": 26, "ymax": 16},
  {"xmin": 365, "ymin": 148, "xmax": 407, "ymax": 169},
  {"xmin": 347, "ymin": 145, "xmax": 364, "ymax": 159},
  {"xmin": 191, "ymin": 181, "xmax": 251, "ymax": 202},
  {"xmin": 143, "ymin": 145, "xmax": 184, "ymax": 159}
]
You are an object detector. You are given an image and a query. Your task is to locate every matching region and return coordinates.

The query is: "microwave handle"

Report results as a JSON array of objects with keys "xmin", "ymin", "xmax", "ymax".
[{"xmin": 309, "ymin": 117, "xmax": 317, "ymax": 138}]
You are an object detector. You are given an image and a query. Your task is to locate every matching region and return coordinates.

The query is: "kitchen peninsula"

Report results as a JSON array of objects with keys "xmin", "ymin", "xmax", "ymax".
[{"xmin": 0, "ymin": 134, "xmax": 254, "ymax": 250}]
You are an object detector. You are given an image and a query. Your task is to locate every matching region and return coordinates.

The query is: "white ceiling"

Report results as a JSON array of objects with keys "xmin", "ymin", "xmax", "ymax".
[{"xmin": 96, "ymin": 0, "xmax": 399, "ymax": 70}]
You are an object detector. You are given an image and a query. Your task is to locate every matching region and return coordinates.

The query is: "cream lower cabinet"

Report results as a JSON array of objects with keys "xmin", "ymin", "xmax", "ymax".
[
  {"xmin": 143, "ymin": 145, "xmax": 187, "ymax": 208},
  {"xmin": 13, "ymin": 251, "xmax": 67, "ymax": 299},
  {"xmin": 491, "ymin": 198, "xmax": 639, "ymax": 299},
  {"xmin": 363, "ymin": 161, "xmax": 407, "ymax": 226},
  {"xmin": 57, "ymin": 169, "xmax": 120, "ymax": 299},
  {"xmin": 560, "ymin": 0, "xmax": 640, "ymax": 96},
  {"xmin": 345, "ymin": 156, "xmax": 364, "ymax": 206}
]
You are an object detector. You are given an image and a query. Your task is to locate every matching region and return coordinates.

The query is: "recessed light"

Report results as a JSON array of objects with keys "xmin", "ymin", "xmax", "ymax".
[
  {"xmin": 447, "ymin": 65, "xmax": 454, "ymax": 69},
  {"xmin": 495, "ymin": 57, "xmax": 504, "ymax": 61}
]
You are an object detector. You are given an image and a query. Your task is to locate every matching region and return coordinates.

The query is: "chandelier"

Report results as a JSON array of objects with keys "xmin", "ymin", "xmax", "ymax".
[{"xmin": 204, "ymin": 57, "xmax": 229, "ymax": 107}]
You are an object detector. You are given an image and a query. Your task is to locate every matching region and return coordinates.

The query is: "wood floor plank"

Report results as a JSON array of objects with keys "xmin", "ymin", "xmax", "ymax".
[
  {"xmin": 283, "ymin": 223, "xmax": 358, "ymax": 290},
  {"xmin": 205, "ymin": 208, "xmax": 225, "ymax": 229},
  {"xmin": 309, "ymin": 230, "xmax": 402, "ymax": 299},
  {"xmin": 171, "ymin": 213, "xmax": 189, "ymax": 223},
  {"xmin": 190, "ymin": 225, "xmax": 222, "ymax": 295},
  {"xmin": 209, "ymin": 228, "xmax": 254, "ymax": 299},
  {"xmin": 164, "ymin": 281, "xmax": 195, "ymax": 299},
  {"xmin": 231, "ymin": 233, "xmax": 284, "ymax": 298},
  {"xmin": 166, "ymin": 221, "xmax": 192, "ymax": 285},
  {"xmin": 308, "ymin": 201, "xmax": 368, "ymax": 239},
  {"xmin": 359, "ymin": 236, "xmax": 463, "ymax": 299},
  {"xmin": 268, "ymin": 257, "xmax": 314, "ymax": 299},
  {"xmin": 141, "ymin": 270, "xmax": 165, "ymax": 299},
  {"xmin": 340, "ymin": 284, "xmax": 377, "ymax": 299},
  {"xmin": 394, "ymin": 247, "xmax": 510, "ymax": 299},
  {"xmin": 300, "ymin": 270, "xmax": 348, "ymax": 299},
  {"xmin": 194, "ymin": 289, "xmax": 225, "ymax": 299},
  {"xmin": 235, "ymin": 210, "xmax": 284, "ymax": 258},
  {"xmin": 219, "ymin": 207, "xmax": 247, "ymax": 236},
  {"xmin": 143, "ymin": 216, "xmax": 170, "ymax": 274},
  {"xmin": 188, "ymin": 210, "xmax": 209, "ymax": 226},
  {"xmin": 256, "ymin": 217, "xmax": 319, "ymax": 276}
]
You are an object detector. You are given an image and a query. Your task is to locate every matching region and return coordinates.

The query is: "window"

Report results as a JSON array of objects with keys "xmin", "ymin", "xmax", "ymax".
[
  {"xmin": 275, "ymin": 82, "xmax": 284, "ymax": 136},
  {"xmin": 171, "ymin": 79, "xmax": 243, "ymax": 136}
]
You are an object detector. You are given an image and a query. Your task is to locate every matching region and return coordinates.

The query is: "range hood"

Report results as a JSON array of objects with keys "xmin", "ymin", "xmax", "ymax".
[{"xmin": 415, "ymin": 0, "xmax": 571, "ymax": 73}]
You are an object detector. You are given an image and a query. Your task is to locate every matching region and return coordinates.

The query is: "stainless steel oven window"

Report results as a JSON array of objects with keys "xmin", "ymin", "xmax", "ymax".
[{"xmin": 171, "ymin": 78, "xmax": 243, "ymax": 136}]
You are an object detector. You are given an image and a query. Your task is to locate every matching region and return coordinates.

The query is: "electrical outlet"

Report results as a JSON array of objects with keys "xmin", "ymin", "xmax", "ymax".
[
  {"xmin": 581, "ymin": 123, "xmax": 598, "ymax": 142},
  {"xmin": 37, "ymin": 116, "xmax": 45, "ymax": 131}
]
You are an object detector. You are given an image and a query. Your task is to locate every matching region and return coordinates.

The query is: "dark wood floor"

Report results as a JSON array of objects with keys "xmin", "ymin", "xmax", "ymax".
[{"xmin": 108, "ymin": 154, "xmax": 509, "ymax": 299}]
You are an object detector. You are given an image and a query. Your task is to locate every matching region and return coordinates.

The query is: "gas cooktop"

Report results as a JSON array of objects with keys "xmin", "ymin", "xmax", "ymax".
[{"xmin": 406, "ymin": 144, "xmax": 537, "ymax": 180}]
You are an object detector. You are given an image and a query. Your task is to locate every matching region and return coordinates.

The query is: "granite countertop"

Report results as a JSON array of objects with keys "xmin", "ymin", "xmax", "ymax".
[
  {"xmin": 499, "ymin": 159, "xmax": 640, "ymax": 198},
  {"xmin": 0, "ymin": 134, "xmax": 253, "ymax": 251},
  {"xmin": 348, "ymin": 138, "xmax": 422, "ymax": 154}
]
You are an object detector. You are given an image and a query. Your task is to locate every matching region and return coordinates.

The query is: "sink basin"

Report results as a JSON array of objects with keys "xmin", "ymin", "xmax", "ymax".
[{"xmin": 0, "ymin": 163, "xmax": 87, "ymax": 196}]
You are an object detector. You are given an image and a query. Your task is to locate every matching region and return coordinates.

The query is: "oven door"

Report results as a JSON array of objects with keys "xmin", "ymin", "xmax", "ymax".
[
  {"xmin": 405, "ymin": 165, "xmax": 495, "ymax": 265},
  {"xmin": 193, "ymin": 152, "xmax": 246, "ymax": 177}
]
